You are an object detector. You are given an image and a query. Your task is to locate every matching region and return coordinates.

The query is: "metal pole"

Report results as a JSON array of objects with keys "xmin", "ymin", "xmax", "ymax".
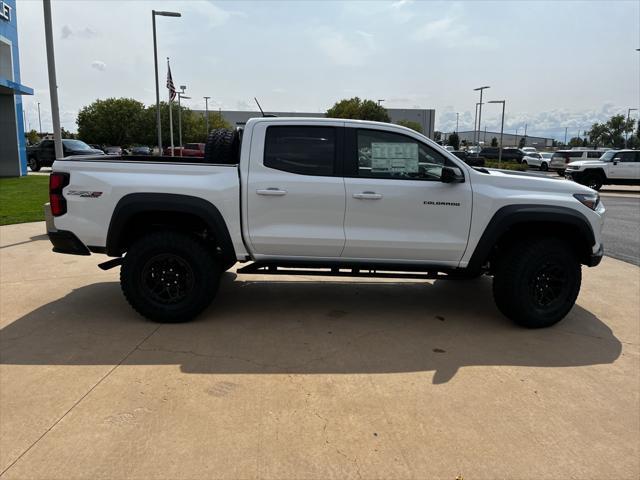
[
  {"xmin": 152, "ymin": 11, "xmax": 162, "ymax": 155},
  {"xmin": 178, "ymin": 93, "xmax": 182, "ymax": 148},
  {"xmin": 37, "ymin": 102, "xmax": 42, "ymax": 135},
  {"xmin": 564, "ymin": 127, "xmax": 568, "ymax": 145},
  {"xmin": 515, "ymin": 128, "xmax": 518, "ymax": 147},
  {"xmin": 626, "ymin": 108, "xmax": 637, "ymax": 148},
  {"xmin": 43, "ymin": 0, "xmax": 63, "ymax": 159},
  {"xmin": 204, "ymin": 96, "xmax": 210, "ymax": 133},
  {"xmin": 498, "ymin": 102, "xmax": 505, "ymax": 168},
  {"xmin": 477, "ymin": 89, "xmax": 484, "ymax": 148},
  {"xmin": 473, "ymin": 103, "xmax": 479, "ymax": 146},
  {"xmin": 455, "ymin": 112, "xmax": 459, "ymax": 133},
  {"xmin": 167, "ymin": 60, "xmax": 174, "ymax": 157},
  {"xmin": 524, "ymin": 123, "xmax": 527, "ymax": 147}
]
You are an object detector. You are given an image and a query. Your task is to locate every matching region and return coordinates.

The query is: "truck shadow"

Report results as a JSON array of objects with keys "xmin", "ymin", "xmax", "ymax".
[{"xmin": 0, "ymin": 273, "xmax": 622, "ymax": 384}]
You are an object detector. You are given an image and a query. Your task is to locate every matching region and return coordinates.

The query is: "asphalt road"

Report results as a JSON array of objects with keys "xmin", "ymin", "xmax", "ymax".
[{"xmin": 601, "ymin": 195, "xmax": 640, "ymax": 266}]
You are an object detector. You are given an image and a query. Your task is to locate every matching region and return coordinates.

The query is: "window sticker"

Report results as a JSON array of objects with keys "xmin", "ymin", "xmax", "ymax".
[{"xmin": 371, "ymin": 142, "xmax": 419, "ymax": 173}]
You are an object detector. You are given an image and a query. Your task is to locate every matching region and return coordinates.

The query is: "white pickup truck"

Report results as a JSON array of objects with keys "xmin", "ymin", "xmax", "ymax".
[{"xmin": 46, "ymin": 118, "xmax": 605, "ymax": 328}]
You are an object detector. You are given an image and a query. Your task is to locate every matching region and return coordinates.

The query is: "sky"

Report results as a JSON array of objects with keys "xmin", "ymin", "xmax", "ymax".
[{"xmin": 17, "ymin": 0, "xmax": 640, "ymax": 140}]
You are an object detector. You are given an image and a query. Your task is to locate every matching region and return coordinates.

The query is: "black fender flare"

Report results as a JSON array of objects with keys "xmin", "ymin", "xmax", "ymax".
[
  {"xmin": 466, "ymin": 204, "xmax": 596, "ymax": 272},
  {"xmin": 106, "ymin": 193, "xmax": 236, "ymax": 265}
]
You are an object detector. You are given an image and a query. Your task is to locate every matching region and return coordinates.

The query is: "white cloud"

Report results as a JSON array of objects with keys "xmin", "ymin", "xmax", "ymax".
[
  {"xmin": 412, "ymin": 8, "xmax": 496, "ymax": 49},
  {"xmin": 61, "ymin": 25, "xmax": 98, "ymax": 40},
  {"xmin": 91, "ymin": 61, "xmax": 106, "ymax": 72},
  {"xmin": 185, "ymin": 1, "xmax": 245, "ymax": 28},
  {"xmin": 312, "ymin": 27, "xmax": 376, "ymax": 67}
]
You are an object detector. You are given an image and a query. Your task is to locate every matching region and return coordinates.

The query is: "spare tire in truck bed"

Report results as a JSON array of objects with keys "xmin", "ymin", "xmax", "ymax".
[{"xmin": 204, "ymin": 128, "xmax": 240, "ymax": 164}]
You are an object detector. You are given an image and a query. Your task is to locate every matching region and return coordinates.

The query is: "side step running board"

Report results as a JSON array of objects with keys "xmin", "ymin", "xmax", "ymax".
[{"xmin": 237, "ymin": 262, "xmax": 462, "ymax": 280}]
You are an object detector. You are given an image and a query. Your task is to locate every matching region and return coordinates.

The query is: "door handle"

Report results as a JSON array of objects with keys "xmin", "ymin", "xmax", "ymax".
[
  {"xmin": 256, "ymin": 188, "xmax": 287, "ymax": 196},
  {"xmin": 353, "ymin": 191, "xmax": 383, "ymax": 199}
]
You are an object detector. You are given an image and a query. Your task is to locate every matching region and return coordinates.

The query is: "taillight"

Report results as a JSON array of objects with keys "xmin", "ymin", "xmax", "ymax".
[{"xmin": 49, "ymin": 172, "xmax": 70, "ymax": 216}]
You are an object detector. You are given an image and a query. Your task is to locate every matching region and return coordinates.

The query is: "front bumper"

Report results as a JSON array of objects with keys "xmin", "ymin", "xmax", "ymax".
[{"xmin": 587, "ymin": 244, "xmax": 604, "ymax": 267}]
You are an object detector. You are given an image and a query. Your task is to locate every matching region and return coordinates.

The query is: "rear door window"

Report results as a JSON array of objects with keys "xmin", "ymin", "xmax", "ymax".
[{"xmin": 264, "ymin": 126, "xmax": 336, "ymax": 176}]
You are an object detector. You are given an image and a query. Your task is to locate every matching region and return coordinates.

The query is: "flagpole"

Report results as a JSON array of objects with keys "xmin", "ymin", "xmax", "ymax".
[{"xmin": 167, "ymin": 58, "xmax": 175, "ymax": 157}]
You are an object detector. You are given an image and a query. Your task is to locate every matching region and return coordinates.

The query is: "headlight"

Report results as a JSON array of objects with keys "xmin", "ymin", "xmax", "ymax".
[
  {"xmin": 574, "ymin": 193, "xmax": 600, "ymax": 210},
  {"xmin": 567, "ymin": 165, "xmax": 580, "ymax": 170}
]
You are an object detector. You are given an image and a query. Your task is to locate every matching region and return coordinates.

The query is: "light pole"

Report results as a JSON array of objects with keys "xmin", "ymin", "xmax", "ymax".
[
  {"xmin": 488, "ymin": 100, "xmax": 505, "ymax": 168},
  {"xmin": 473, "ymin": 102, "xmax": 481, "ymax": 147},
  {"xmin": 204, "ymin": 96, "xmax": 211, "ymax": 133},
  {"xmin": 37, "ymin": 102, "xmax": 42, "ymax": 135},
  {"xmin": 455, "ymin": 112, "xmax": 459, "ymax": 133},
  {"xmin": 177, "ymin": 86, "xmax": 190, "ymax": 148},
  {"xmin": 514, "ymin": 127, "xmax": 519, "ymax": 147},
  {"xmin": 474, "ymin": 86, "xmax": 490, "ymax": 148},
  {"xmin": 43, "ymin": 0, "xmax": 63, "ymax": 159},
  {"xmin": 564, "ymin": 127, "xmax": 568, "ymax": 145},
  {"xmin": 152, "ymin": 10, "xmax": 181, "ymax": 155},
  {"xmin": 625, "ymin": 108, "xmax": 637, "ymax": 148}
]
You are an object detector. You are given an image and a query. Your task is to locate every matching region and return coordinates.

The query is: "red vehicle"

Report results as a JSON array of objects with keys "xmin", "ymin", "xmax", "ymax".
[{"xmin": 163, "ymin": 143, "xmax": 205, "ymax": 157}]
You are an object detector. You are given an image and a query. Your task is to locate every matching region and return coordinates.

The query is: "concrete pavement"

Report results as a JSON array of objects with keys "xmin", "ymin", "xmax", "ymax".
[{"xmin": 1, "ymin": 222, "xmax": 639, "ymax": 479}]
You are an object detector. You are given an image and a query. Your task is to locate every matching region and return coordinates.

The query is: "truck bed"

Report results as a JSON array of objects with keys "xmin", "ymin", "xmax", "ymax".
[{"xmin": 60, "ymin": 154, "xmax": 238, "ymax": 165}]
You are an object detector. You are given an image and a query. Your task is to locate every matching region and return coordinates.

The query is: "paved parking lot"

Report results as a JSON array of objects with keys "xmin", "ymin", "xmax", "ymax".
[{"xmin": 1, "ymin": 222, "xmax": 639, "ymax": 479}]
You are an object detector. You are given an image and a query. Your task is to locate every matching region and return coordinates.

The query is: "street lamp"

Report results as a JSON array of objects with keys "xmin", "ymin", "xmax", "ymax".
[
  {"xmin": 626, "ymin": 108, "xmax": 638, "ymax": 148},
  {"xmin": 37, "ymin": 102, "xmax": 42, "ymax": 135},
  {"xmin": 473, "ymin": 85, "xmax": 490, "ymax": 147},
  {"xmin": 203, "ymin": 96, "xmax": 211, "ymax": 133},
  {"xmin": 377, "ymin": 99, "xmax": 385, "ymax": 106},
  {"xmin": 152, "ymin": 10, "xmax": 181, "ymax": 155},
  {"xmin": 488, "ymin": 100, "xmax": 505, "ymax": 168},
  {"xmin": 455, "ymin": 112, "xmax": 459, "ymax": 133},
  {"xmin": 473, "ymin": 102, "xmax": 481, "ymax": 148}
]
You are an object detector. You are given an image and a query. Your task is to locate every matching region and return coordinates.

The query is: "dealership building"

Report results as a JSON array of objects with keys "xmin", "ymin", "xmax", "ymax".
[
  {"xmin": 196, "ymin": 108, "xmax": 436, "ymax": 139},
  {"xmin": 444, "ymin": 130, "xmax": 554, "ymax": 149},
  {"xmin": 1, "ymin": 0, "xmax": 31, "ymax": 177}
]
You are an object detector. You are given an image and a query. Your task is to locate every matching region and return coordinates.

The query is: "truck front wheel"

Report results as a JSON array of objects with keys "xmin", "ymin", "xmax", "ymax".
[
  {"xmin": 120, "ymin": 232, "xmax": 220, "ymax": 323},
  {"xmin": 492, "ymin": 238, "xmax": 581, "ymax": 328},
  {"xmin": 28, "ymin": 156, "xmax": 41, "ymax": 172}
]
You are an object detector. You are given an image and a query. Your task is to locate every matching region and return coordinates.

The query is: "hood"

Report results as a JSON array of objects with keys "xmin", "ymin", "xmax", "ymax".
[
  {"xmin": 480, "ymin": 168, "xmax": 595, "ymax": 194},
  {"xmin": 68, "ymin": 148, "xmax": 104, "ymax": 156},
  {"xmin": 567, "ymin": 160, "xmax": 605, "ymax": 167}
]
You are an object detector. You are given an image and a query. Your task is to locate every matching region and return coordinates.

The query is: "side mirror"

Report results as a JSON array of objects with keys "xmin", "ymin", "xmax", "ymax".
[{"xmin": 441, "ymin": 166, "xmax": 464, "ymax": 183}]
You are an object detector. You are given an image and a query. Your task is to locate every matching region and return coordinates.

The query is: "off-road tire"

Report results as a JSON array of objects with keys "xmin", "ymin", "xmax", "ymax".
[
  {"xmin": 540, "ymin": 162, "xmax": 549, "ymax": 171},
  {"xmin": 493, "ymin": 237, "xmax": 581, "ymax": 328},
  {"xmin": 28, "ymin": 156, "xmax": 41, "ymax": 172},
  {"xmin": 120, "ymin": 231, "xmax": 220, "ymax": 323},
  {"xmin": 582, "ymin": 171, "xmax": 604, "ymax": 191},
  {"xmin": 204, "ymin": 128, "xmax": 240, "ymax": 164}
]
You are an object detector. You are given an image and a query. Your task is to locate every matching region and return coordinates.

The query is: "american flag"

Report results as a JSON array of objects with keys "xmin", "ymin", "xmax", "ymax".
[{"xmin": 166, "ymin": 60, "xmax": 176, "ymax": 102}]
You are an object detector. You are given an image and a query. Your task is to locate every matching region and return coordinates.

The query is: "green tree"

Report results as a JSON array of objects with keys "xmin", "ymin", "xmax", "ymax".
[
  {"xmin": 25, "ymin": 129, "xmax": 40, "ymax": 145},
  {"xmin": 77, "ymin": 98, "xmax": 145, "ymax": 146},
  {"xmin": 588, "ymin": 123, "xmax": 609, "ymax": 148},
  {"xmin": 60, "ymin": 127, "xmax": 76, "ymax": 139},
  {"xmin": 518, "ymin": 137, "xmax": 526, "ymax": 148},
  {"xmin": 326, "ymin": 97, "xmax": 390, "ymax": 122},
  {"xmin": 136, "ymin": 103, "xmax": 231, "ymax": 147},
  {"xmin": 396, "ymin": 120, "xmax": 422, "ymax": 133},
  {"xmin": 568, "ymin": 137, "xmax": 583, "ymax": 147},
  {"xmin": 491, "ymin": 137, "xmax": 498, "ymax": 147},
  {"xmin": 448, "ymin": 132, "xmax": 460, "ymax": 150},
  {"xmin": 587, "ymin": 115, "xmax": 636, "ymax": 148}
]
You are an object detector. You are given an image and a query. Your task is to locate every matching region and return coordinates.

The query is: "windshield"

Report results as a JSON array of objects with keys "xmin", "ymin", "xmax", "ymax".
[
  {"xmin": 600, "ymin": 151, "xmax": 615, "ymax": 161},
  {"xmin": 62, "ymin": 139, "xmax": 93, "ymax": 151}
]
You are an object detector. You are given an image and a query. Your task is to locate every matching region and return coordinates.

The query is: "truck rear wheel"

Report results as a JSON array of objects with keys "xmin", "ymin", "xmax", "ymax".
[
  {"xmin": 204, "ymin": 128, "xmax": 240, "ymax": 164},
  {"xmin": 120, "ymin": 232, "xmax": 220, "ymax": 323},
  {"xmin": 492, "ymin": 238, "xmax": 581, "ymax": 328},
  {"xmin": 583, "ymin": 172, "xmax": 603, "ymax": 191}
]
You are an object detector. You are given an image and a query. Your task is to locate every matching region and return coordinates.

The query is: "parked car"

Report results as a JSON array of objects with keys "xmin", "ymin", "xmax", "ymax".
[
  {"xmin": 46, "ymin": 118, "xmax": 604, "ymax": 329},
  {"xmin": 88, "ymin": 144, "xmax": 105, "ymax": 152},
  {"xmin": 549, "ymin": 150, "xmax": 604, "ymax": 176},
  {"xmin": 521, "ymin": 152, "xmax": 550, "ymax": 171},
  {"xmin": 27, "ymin": 139, "xmax": 105, "ymax": 171},
  {"xmin": 451, "ymin": 150, "xmax": 485, "ymax": 167},
  {"xmin": 565, "ymin": 149, "xmax": 640, "ymax": 190},
  {"xmin": 104, "ymin": 146, "xmax": 123, "ymax": 156},
  {"xmin": 163, "ymin": 143, "xmax": 206, "ymax": 157},
  {"xmin": 130, "ymin": 146, "xmax": 152, "ymax": 156},
  {"xmin": 479, "ymin": 147, "xmax": 526, "ymax": 163}
]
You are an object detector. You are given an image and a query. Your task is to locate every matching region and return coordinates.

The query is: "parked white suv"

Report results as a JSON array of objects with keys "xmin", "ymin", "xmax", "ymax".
[
  {"xmin": 521, "ymin": 152, "xmax": 551, "ymax": 171},
  {"xmin": 565, "ymin": 149, "xmax": 640, "ymax": 190},
  {"xmin": 45, "ymin": 118, "xmax": 605, "ymax": 329},
  {"xmin": 549, "ymin": 150, "xmax": 605, "ymax": 176}
]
